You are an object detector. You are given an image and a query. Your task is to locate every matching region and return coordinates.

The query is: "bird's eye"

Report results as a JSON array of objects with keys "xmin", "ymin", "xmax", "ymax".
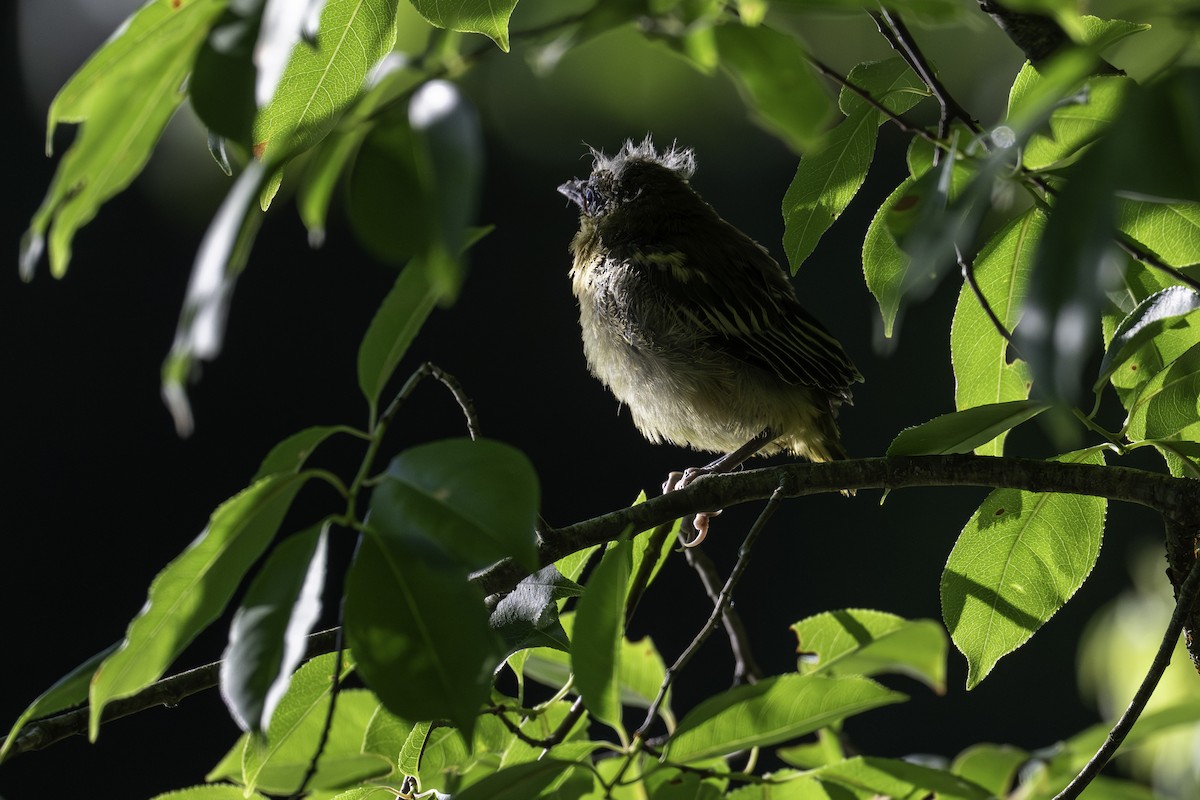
[{"xmin": 583, "ymin": 186, "xmax": 597, "ymax": 212}]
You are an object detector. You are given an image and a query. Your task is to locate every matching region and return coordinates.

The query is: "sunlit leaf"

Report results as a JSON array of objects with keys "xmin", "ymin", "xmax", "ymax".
[
  {"xmin": 1097, "ymin": 287, "xmax": 1200, "ymax": 391},
  {"xmin": 791, "ymin": 609, "xmax": 948, "ymax": 693},
  {"xmin": 21, "ymin": 0, "xmax": 224, "ymax": 280},
  {"xmin": 951, "ymin": 743, "xmax": 1029, "ymax": 797},
  {"xmin": 572, "ymin": 539, "xmax": 632, "ymax": 729},
  {"xmin": 951, "ymin": 210, "xmax": 1043, "ymax": 454},
  {"xmin": 888, "ymin": 400, "xmax": 1051, "ymax": 456},
  {"xmin": 714, "ymin": 24, "xmax": 833, "ymax": 153},
  {"xmin": 1125, "ymin": 342, "xmax": 1200, "ymax": 442},
  {"xmin": 452, "ymin": 759, "xmax": 577, "ymax": 800},
  {"xmin": 89, "ymin": 472, "xmax": 313, "ymax": 739},
  {"xmin": 489, "ymin": 565, "xmax": 578, "ymax": 657},
  {"xmin": 221, "ymin": 523, "xmax": 329, "ymax": 733},
  {"xmin": 810, "ymin": 756, "xmax": 992, "ymax": 799},
  {"xmin": 783, "ymin": 59, "xmax": 925, "ymax": 272},
  {"xmin": 408, "ymin": 0, "xmax": 519, "ymax": 51},
  {"xmin": 253, "ymin": 0, "xmax": 400, "ymax": 204},
  {"xmin": 941, "ymin": 449, "xmax": 1107, "ymax": 688},
  {"xmin": 666, "ymin": 674, "xmax": 905, "ymax": 762}
]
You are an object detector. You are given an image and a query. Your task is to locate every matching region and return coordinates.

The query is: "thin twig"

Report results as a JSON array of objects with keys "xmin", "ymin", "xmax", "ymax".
[
  {"xmin": 1053, "ymin": 553, "xmax": 1200, "ymax": 800},
  {"xmin": 872, "ymin": 5, "xmax": 980, "ymax": 163},
  {"xmin": 634, "ymin": 484, "xmax": 787, "ymax": 737},
  {"xmin": 292, "ymin": 625, "xmax": 346, "ymax": 798},
  {"xmin": 1116, "ymin": 236, "xmax": 1200, "ymax": 294},
  {"xmin": 383, "ymin": 362, "xmax": 481, "ymax": 440},
  {"xmin": 805, "ymin": 55, "xmax": 941, "ymax": 147},
  {"xmin": 955, "ymin": 244, "xmax": 1020, "ymax": 355},
  {"xmin": 682, "ymin": 546, "xmax": 763, "ymax": 685}
]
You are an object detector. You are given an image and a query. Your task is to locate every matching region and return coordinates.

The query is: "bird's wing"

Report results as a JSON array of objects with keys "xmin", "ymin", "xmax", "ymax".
[{"xmin": 635, "ymin": 225, "xmax": 862, "ymax": 395}]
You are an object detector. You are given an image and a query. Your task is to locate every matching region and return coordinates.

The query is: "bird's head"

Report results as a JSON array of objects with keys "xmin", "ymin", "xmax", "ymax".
[{"xmin": 558, "ymin": 137, "xmax": 698, "ymax": 223}]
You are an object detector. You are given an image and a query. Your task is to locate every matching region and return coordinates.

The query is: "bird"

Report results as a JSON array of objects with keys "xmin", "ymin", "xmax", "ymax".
[{"xmin": 558, "ymin": 137, "xmax": 862, "ymax": 543}]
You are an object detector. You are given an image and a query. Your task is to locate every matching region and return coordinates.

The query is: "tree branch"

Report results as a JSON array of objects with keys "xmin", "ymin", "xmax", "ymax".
[
  {"xmin": 9, "ymin": 456, "xmax": 1197, "ymax": 759},
  {"xmin": 474, "ymin": 455, "xmax": 1192, "ymax": 597},
  {"xmin": 977, "ymin": 0, "xmax": 1121, "ymax": 74}
]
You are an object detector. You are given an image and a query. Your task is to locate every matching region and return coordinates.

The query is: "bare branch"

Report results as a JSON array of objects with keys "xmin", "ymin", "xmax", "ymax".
[
  {"xmin": 1053, "ymin": 553, "xmax": 1200, "ymax": 800},
  {"xmin": 682, "ymin": 546, "xmax": 764, "ymax": 685}
]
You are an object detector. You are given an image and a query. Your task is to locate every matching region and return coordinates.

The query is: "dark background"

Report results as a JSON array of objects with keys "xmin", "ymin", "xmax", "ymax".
[{"xmin": 0, "ymin": 1, "xmax": 1177, "ymax": 798}]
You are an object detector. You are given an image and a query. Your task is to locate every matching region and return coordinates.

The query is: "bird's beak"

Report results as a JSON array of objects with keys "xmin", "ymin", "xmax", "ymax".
[{"xmin": 558, "ymin": 179, "xmax": 586, "ymax": 210}]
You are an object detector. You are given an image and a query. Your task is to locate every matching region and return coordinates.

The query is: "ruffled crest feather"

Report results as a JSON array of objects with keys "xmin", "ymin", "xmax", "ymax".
[{"xmin": 588, "ymin": 136, "xmax": 696, "ymax": 180}]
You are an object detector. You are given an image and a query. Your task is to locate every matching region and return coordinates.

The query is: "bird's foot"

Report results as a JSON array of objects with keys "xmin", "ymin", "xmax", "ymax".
[{"xmin": 662, "ymin": 468, "xmax": 722, "ymax": 547}]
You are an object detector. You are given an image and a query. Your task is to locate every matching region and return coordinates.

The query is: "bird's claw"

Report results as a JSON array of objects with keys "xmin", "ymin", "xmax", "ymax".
[{"xmin": 662, "ymin": 467, "xmax": 722, "ymax": 547}]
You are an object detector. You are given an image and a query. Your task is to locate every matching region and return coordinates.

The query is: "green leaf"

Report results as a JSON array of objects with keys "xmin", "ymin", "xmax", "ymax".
[
  {"xmin": 356, "ymin": 257, "xmax": 438, "ymax": 409},
  {"xmin": 89, "ymin": 472, "xmax": 313, "ymax": 739},
  {"xmin": 791, "ymin": 609, "xmax": 948, "ymax": 693},
  {"xmin": 161, "ymin": 159, "xmax": 269, "ymax": 436},
  {"xmin": 1116, "ymin": 200, "xmax": 1200, "ymax": 269},
  {"xmin": 344, "ymin": 527, "xmax": 502, "ymax": 736},
  {"xmin": 0, "ymin": 643, "xmax": 117, "ymax": 762},
  {"xmin": 1019, "ymin": 75, "xmax": 1132, "ymax": 170},
  {"xmin": 254, "ymin": 425, "xmax": 359, "ymax": 481},
  {"xmin": 489, "ymin": 565, "xmax": 579, "ymax": 657},
  {"xmin": 453, "ymin": 759, "xmax": 578, "ymax": 800},
  {"xmin": 1097, "ymin": 287, "xmax": 1200, "ymax": 391},
  {"xmin": 397, "ymin": 720, "xmax": 432, "ymax": 777},
  {"xmin": 252, "ymin": 0, "xmax": 400, "ymax": 202},
  {"xmin": 863, "ymin": 178, "xmax": 914, "ymax": 338},
  {"xmin": 888, "ymin": 400, "xmax": 1051, "ymax": 456},
  {"xmin": 783, "ymin": 59, "xmax": 925, "ymax": 272},
  {"xmin": 298, "ymin": 54, "xmax": 422, "ymax": 246},
  {"xmin": 189, "ymin": 1, "xmax": 263, "ymax": 146},
  {"xmin": 21, "ymin": 0, "xmax": 225, "ymax": 280},
  {"xmin": 150, "ymin": 786, "xmax": 271, "ymax": 800},
  {"xmin": 666, "ymin": 674, "xmax": 905, "ymax": 762},
  {"xmin": 221, "ymin": 523, "xmax": 329, "ymax": 733},
  {"xmin": 1125, "ymin": 341, "xmax": 1200, "ymax": 442},
  {"xmin": 950, "ymin": 744, "xmax": 1029, "ymax": 797},
  {"xmin": 941, "ymin": 449, "xmax": 1107, "ymax": 689},
  {"xmin": 406, "ymin": 80, "xmax": 485, "ymax": 300},
  {"xmin": 810, "ymin": 756, "xmax": 992, "ymax": 800},
  {"xmin": 371, "ymin": 438, "xmax": 539, "ymax": 571},
  {"xmin": 408, "ymin": 0, "xmax": 518, "ymax": 50},
  {"xmin": 362, "ymin": 702, "xmax": 411, "ymax": 768},
  {"xmin": 572, "ymin": 539, "xmax": 632, "ymax": 729},
  {"xmin": 951, "ymin": 210, "xmax": 1043, "ymax": 454},
  {"xmin": 237, "ymin": 682, "xmax": 390, "ymax": 794},
  {"xmin": 714, "ymin": 24, "xmax": 834, "ymax": 153},
  {"xmin": 627, "ymin": 491, "xmax": 680, "ymax": 602}
]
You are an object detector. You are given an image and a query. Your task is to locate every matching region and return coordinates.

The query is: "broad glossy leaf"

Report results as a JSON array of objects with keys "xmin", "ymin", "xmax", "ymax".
[
  {"xmin": 150, "ymin": 787, "xmax": 271, "ymax": 800},
  {"xmin": 941, "ymin": 449, "xmax": 1107, "ymax": 689},
  {"xmin": 791, "ymin": 609, "xmax": 947, "ymax": 693},
  {"xmin": 489, "ymin": 565, "xmax": 578, "ymax": 657},
  {"xmin": 409, "ymin": 0, "xmax": 518, "ymax": 50},
  {"xmin": 254, "ymin": 425, "xmax": 359, "ymax": 481},
  {"xmin": 572, "ymin": 539, "xmax": 632, "ymax": 729},
  {"xmin": 0, "ymin": 643, "xmax": 117, "ymax": 761},
  {"xmin": 371, "ymin": 438, "xmax": 539, "ymax": 571},
  {"xmin": 1017, "ymin": 74, "xmax": 1132, "ymax": 170},
  {"xmin": 299, "ymin": 54, "xmax": 422, "ymax": 246},
  {"xmin": 344, "ymin": 528, "xmax": 501, "ymax": 736},
  {"xmin": 162, "ymin": 159, "xmax": 268, "ymax": 436},
  {"xmin": 397, "ymin": 720, "xmax": 431, "ymax": 776},
  {"xmin": 888, "ymin": 400, "xmax": 1050, "ymax": 456},
  {"xmin": 784, "ymin": 59, "xmax": 925, "ymax": 272},
  {"xmin": 951, "ymin": 210, "xmax": 1043, "ymax": 455},
  {"xmin": 252, "ymin": 0, "xmax": 399, "ymax": 202},
  {"xmin": 950, "ymin": 744, "xmax": 1029, "ymax": 797},
  {"xmin": 361, "ymin": 702, "xmax": 410, "ymax": 768},
  {"xmin": 190, "ymin": 1, "xmax": 264, "ymax": 145},
  {"xmin": 724, "ymin": 772, "xmax": 831, "ymax": 799},
  {"xmin": 810, "ymin": 756, "xmax": 992, "ymax": 800},
  {"xmin": 1125, "ymin": 342, "xmax": 1200, "ymax": 442},
  {"xmin": 453, "ymin": 759, "xmax": 577, "ymax": 800},
  {"xmin": 221, "ymin": 523, "xmax": 329, "ymax": 733},
  {"xmin": 627, "ymin": 491, "xmax": 680, "ymax": 603},
  {"xmin": 1116, "ymin": 200, "xmax": 1200, "ymax": 269},
  {"xmin": 239, "ymin": 685, "xmax": 389, "ymax": 794},
  {"xmin": 863, "ymin": 178, "xmax": 913, "ymax": 338},
  {"xmin": 666, "ymin": 674, "xmax": 905, "ymax": 762},
  {"xmin": 714, "ymin": 24, "xmax": 833, "ymax": 153},
  {"xmin": 1097, "ymin": 287, "xmax": 1200, "ymax": 391},
  {"xmin": 89, "ymin": 472, "xmax": 313, "ymax": 738},
  {"xmin": 406, "ymin": 80, "xmax": 484, "ymax": 300},
  {"xmin": 357, "ymin": 257, "xmax": 437, "ymax": 409},
  {"xmin": 21, "ymin": 0, "xmax": 224, "ymax": 280}
]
